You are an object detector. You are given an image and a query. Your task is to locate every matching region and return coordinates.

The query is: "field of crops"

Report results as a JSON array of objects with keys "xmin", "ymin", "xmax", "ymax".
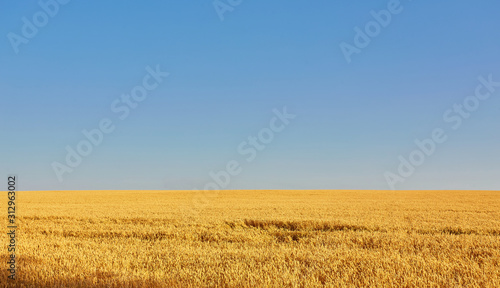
[{"xmin": 1, "ymin": 190, "xmax": 499, "ymax": 287}]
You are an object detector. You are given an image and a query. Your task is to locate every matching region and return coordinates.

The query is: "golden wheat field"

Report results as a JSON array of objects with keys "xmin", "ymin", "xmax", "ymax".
[{"xmin": 0, "ymin": 190, "xmax": 499, "ymax": 287}]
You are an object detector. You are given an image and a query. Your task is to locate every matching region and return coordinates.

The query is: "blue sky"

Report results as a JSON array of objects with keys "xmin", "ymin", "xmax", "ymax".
[{"xmin": 1, "ymin": 0, "xmax": 499, "ymax": 191}]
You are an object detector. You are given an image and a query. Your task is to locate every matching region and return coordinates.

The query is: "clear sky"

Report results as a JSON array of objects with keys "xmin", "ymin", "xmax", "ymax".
[{"xmin": 1, "ymin": 0, "xmax": 499, "ymax": 191}]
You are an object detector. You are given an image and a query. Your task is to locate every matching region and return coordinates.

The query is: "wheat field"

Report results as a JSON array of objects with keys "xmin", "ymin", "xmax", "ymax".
[{"xmin": 0, "ymin": 190, "xmax": 499, "ymax": 287}]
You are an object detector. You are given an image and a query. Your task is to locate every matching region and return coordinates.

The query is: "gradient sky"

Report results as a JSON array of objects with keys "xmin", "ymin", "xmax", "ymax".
[{"xmin": 1, "ymin": 0, "xmax": 499, "ymax": 191}]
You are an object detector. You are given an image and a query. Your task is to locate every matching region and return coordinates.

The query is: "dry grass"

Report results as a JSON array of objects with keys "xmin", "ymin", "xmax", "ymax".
[{"xmin": 0, "ymin": 190, "xmax": 499, "ymax": 287}]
